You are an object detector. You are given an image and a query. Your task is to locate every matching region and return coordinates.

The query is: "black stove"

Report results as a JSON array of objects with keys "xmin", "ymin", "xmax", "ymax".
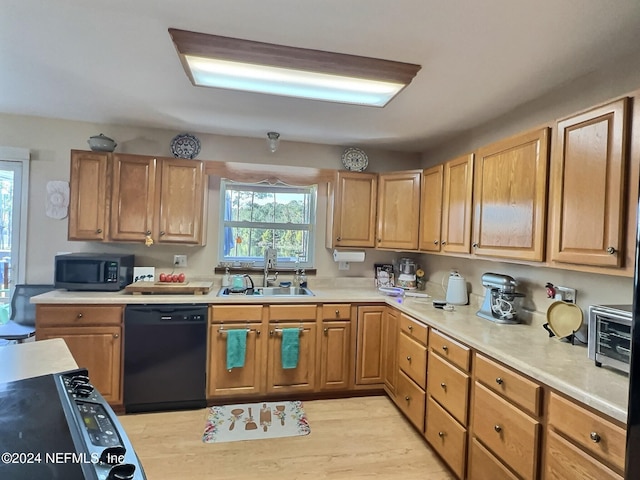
[{"xmin": 0, "ymin": 369, "xmax": 146, "ymax": 480}]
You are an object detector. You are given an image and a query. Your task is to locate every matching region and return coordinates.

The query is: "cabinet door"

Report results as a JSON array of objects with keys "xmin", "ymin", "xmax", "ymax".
[
  {"xmin": 157, "ymin": 158, "xmax": 206, "ymax": 244},
  {"xmin": 382, "ymin": 307, "xmax": 399, "ymax": 396},
  {"xmin": 319, "ymin": 320, "xmax": 351, "ymax": 390},
  {"xmin": 355, "ymin": 306, "xmax": 384, "ymax": 385},
  {"xmin": 549, "ymin": 98, "xmax": 628, "ymax": 267},
  {"xmin": 419, "ymin": 164, "xmax": 444, "ymax": 252},
  {"xmin": 38, "ymin": 326, "xmax": 122, "ymax": 404},
  {"xmin": 68, "ymin": 150, "xmax": 109, "ymax": 241},
  {"xmin": 441, "ymin": 154, "xmax": 474, "ymax": 253},
  {"xmin": 328, "ymin": 171, "xmax": 377, "ymax": 248},
  {"xmin": 207, "ymin": 324, "xmax": 264, "ymax": 397},
  {"xmin": 266, "ymin": 322, "xmax": 317, "ymax": 393},
  {"xmin": 472, "ymin": 128, "xmax": 549, "ymax": 261},
  {"xmin": 110, "ymin": 154, "xmax": 157, "ymax": 242},
  {"xmin": 376, "ymin": 170, "xmax": 421, "ymax": 250}
]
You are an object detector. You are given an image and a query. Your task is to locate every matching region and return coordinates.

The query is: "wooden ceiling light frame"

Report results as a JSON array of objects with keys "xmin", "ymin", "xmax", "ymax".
[{"xmin": 168, "ymin": 28, "xmax": 421, "ymax": 107}]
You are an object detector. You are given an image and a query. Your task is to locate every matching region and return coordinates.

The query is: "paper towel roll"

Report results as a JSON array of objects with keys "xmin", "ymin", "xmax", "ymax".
[{"xmin": 333, "ymin": 249, "xmax": 365, "ymax": 263}]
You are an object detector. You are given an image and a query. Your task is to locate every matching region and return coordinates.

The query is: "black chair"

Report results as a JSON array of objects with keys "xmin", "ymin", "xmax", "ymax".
[{"xmin": 0, "ymin": 284, "xmax": 55, "ymax": 344}]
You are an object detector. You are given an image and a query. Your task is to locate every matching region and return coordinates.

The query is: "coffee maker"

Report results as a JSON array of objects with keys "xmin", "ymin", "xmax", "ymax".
[{"xmin": 477, "ymin": 273, "xmax": 525, "ymax": 324}]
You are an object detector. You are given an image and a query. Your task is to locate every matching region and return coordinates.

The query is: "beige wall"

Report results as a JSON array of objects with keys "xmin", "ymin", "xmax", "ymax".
[
  {"xmin": 417, "ymin": 48, "xmax": 640, "ymax": 317},
  {"xmin": 0, "ymin": 113, "xmax": 420, "ymax": 285}
]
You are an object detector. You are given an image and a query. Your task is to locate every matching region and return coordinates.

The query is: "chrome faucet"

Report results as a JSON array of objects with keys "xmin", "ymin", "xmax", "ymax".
[{"xmin": 263, "ymin": 247, "xmax": 278, "ymax": 287}]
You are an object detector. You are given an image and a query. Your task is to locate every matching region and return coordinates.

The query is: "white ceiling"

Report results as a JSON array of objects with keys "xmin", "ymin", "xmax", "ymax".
[{"xmin": 3, "ymin": 0, "xmax": 640, "ymax": 152}]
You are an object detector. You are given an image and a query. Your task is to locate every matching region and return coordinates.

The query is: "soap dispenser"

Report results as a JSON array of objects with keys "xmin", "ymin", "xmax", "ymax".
[{"xmin": 222, "ymin": 268, "xmax": 230, "ymax": 287}]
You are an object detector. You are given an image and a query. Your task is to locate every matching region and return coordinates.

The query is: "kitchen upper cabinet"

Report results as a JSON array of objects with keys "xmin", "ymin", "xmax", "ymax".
[
  {"xmin": 156, "ymin": 158, "xmax": 207, "ymax": 244},
  {"xmin": 549, "ymin": 98, "xmax": 629, "ymax": 267},
  {"xmin": 110, "ymin": 154, "xmax": 157, "ymax": 242},
  {"xmin": 69, "ymin": 150, "xmax": 207, "ymax": 245},
  {"xmin": 68, "ymin": 150, "xmax": 110, "ymax": 241},
  {"xmin": 418, "ymin": 164, "xmax": 444, "ymax": 252},
  {"xmin": 376, "ymin": 170, "xmax": 421, "ymax": 250},
  {"xmin": 326, "ymin": 171, "xmax": 377, "ymax": 248},
  {"xmin": 441, "ymin": 154, "xmax": 474, "ymax": 254},
  {"xmin": 472, "ymin": 127, "xmax": 550, "ymax": 261}
]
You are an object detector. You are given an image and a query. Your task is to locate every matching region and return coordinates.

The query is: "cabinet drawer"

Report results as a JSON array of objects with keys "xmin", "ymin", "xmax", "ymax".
[
  {"xmin": 548, "ymin": 392, "xmax": 625, "ymax": 471},
  {"xmin": 469, "ymin": 437, "xmax": 519, "ymax": 480},
  {"xmin": 475, "ymin": 353, "xmax": 541, "ymax": 416},
  {"xmin": 472, "ymin": 382, "xmax": 540, "ymax": 480},
  {"xmin": 425, "ymin": 396, "xmax": 467, "ymax": 479},
  {"xmin": 427, "ymin": 353, "xmax": 470, "ymax": 425},
  {"xmin": 395, "ymin": 369, "xmax": 426, "ymax": 432},
  {"xmin": 269, "ymin": 304, "xmax": 317, "ymax": 321},
  {"xmin": 37, "ymin": 305, "xmax": 123, "ymax": 327},
  {"xmin": 399, "ymin": 313, "xmax": 428, "ymax": 345},
  {"xmin": 321, "ymin": 304, "xmax": 351, "ymax": 320},
  {"xmin": 397, "ymin": 332, "xmax": 427, "ymax": 389},
  {"xmin": 545, "ymin": 429, "xmax": 623, "ymax": 480},
  {"xmin": 211, "ymin": 305, "xmax": 263, "ymax": 322},
  {"xmin": 429, "ymin": 329, "xmax": 470, "ymax": 372}
]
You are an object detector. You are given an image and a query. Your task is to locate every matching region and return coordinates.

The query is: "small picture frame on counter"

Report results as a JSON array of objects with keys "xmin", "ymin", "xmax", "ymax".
[{"xmin": 374, "ymin": 263, "xmax": 395, "ymax": 287}]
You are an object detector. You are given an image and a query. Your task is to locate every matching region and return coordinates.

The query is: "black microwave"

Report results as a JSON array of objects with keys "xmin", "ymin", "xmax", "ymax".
[{"xmin": 54, "ymin": 253, "xmax": 134, "ymax": 291}]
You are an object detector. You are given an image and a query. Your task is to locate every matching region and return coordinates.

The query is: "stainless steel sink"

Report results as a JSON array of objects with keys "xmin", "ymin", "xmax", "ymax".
[{"xmin": 217, "ymin": 286, "xmax": 314, "ymax": 297}]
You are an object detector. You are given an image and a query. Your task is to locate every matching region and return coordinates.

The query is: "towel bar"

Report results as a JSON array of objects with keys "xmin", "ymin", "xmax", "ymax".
[
  {"xmin": 270, "ymin": 327, "xmax": 305, "ymax": 336},
  {"xmin": 218, "ymin": 326, "xmax": 260, "ymax": 335}
]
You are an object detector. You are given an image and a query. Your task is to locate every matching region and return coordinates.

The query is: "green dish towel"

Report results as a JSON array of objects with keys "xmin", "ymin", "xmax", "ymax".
[
  {"xmin": 226, "ymin": 329, "xmax": 247, "ymax": 370},
  {"xmin": 281, "ymin": 328, "xmax": 300, "ymax": 369}
]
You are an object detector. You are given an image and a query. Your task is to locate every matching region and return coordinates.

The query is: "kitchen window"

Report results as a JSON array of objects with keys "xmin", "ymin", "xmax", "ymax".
[{"xmin": 219, "ymin": 179, "xmax": 317, "ymax": 268}]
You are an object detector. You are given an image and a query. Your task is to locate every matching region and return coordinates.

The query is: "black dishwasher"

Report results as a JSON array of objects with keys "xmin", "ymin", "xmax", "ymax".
[{"xmin": 124, "ymin": 304, "xmax": 208, "ymax": 413}]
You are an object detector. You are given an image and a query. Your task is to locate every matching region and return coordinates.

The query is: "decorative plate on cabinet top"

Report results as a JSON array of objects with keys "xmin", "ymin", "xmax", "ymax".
[
  {"xmin": 341, "ymin": 147, "xmax": 369, "ymax": 172},
  {"xmin": 170, "ymin": 133, "xmax": 201, "ymax": 159}
]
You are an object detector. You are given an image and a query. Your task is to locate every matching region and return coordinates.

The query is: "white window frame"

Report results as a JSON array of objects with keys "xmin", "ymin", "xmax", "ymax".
[
  {"xmin": 218, "ymin": 179, "xmax": 317, "ymax": 268},
  {"xmin": 0, "ymin": 146, "xmax": 29, "ymax": 286}
]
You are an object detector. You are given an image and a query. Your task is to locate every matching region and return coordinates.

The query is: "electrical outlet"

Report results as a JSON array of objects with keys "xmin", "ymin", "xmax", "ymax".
[
  {"xmin": 555, "ymin": 286, "xmax": 577, "ymax": 303},
  {"xmin": 173, "ymin": 255, "xmax": 187, "ymax": 267}
]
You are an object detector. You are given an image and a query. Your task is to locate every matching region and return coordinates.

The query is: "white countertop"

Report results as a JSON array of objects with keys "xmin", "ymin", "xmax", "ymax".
[
  {"xmin": 31, "ymin": 285, "xmax": 629, "ymax": 423},
  {"xmin": 0, "ymin": 338, "xmax": 78, "ymax": 383}
]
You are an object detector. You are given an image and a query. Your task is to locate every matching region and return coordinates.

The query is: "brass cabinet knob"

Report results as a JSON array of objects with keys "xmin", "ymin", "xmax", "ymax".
[
  {"xmin": 494, "ymin": 425, "xmax": 502, "ymax": 433},
  {"xmin": 607, "ymin": 246, "xmax": 617, "ymax": 254},
  {"xmin": 113, "ymin": 333, "xmax": 119, "ymax": 339},
  {"xmin": 438, "ymin": 431, "xmax": 445, "ymax": 438},
  {"xmin": 496, "ymin": 377, "xmax": 503, "ymax": 385},
  {"xmin": 145, "ymin": 230, "xmax": 151, "ymax": 235},
  {"xmin": 472, "ymin": 242, "xmax": 479, "ymax": 248},
  {"xmin": 440, "ymin": 382, "xmax": 446, "ymax": 389},
  {"xmin": 442, "ymin": 345, "xmax": 448, "ymax": 352},
  {"xmin": 433, "ymin": 240, "xmax": 439, "ymax": 245},
  {"xmin": 324, "ymin": 328, "xmax": 328, "ymax": 335},
  {"xmin": 408, "ymin": 325, "xmax": 413, "ymax": 331},
  {"xmin": 442, "ymin": 241, "xmax": 447, "ymax": 246},
  {"xmin": 336, "ymin": 236, "xmax": 341, "ymax": 242},
  {"xmin": 335, "ymin": 310, "xmax": 340, "ymax": 317},
  {"xmin": 590, "ymin": 432, "xmax": 601, "ymax": 443},
  {"xmin": 404, "ymin": 396, "xmax": 410, "ymax": 402},
  {"xmin": 377, "ymin": 238, "xmax": 382, "ymax": 243},
  {"xmin": 256, "ymin": 330, "xmax": 261, "ymax": 336},
  {"xmin": 159, "ymin": 231, "xmax": 165, "ymax": 236},
  {"xmin": 96, "ymin": 229, "xmax": 103, "ymax": 234},
  {"xmin": 77, "ymin": 313, "xmax": 83, "ymax": 319},
  {"xmin": 406, "ymin": 356, "xmax": 412, "ymax": 362}
]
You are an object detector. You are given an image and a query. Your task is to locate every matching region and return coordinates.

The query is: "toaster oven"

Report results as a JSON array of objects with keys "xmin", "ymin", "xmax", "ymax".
[{"xmin": 588, "ymin": 304, "xmax": 632, "ymax": 374}]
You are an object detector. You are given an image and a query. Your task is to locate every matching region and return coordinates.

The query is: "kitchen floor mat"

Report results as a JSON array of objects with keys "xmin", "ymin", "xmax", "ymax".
[{"xmin": 202, "ymin": 400, "xmax": 310, "ymax": 443}]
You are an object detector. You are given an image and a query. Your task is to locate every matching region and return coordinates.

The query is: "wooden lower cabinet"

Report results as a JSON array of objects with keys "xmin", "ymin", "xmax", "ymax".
[
  {"xmin": 319, "ymin": 320, "xmax": 351, "ymax": 390},
  {"xmin": 427, "ymin": 352, "xmax": 469, "ymax": 425},
  {"xmin": 395, "ymin": 369, "xmax": 426, "ymax": 431},
  {"xmin": 36, "ymin": 304, "xmax": 123, "ymax": 405},
  {"xmin": 355, "ymin": 306, "xmax": 385, "ymax": 385},
  {"xmin": 472, "ymin": 382, "xmax": 540, "ymax": 480},
  {"xmin": 207, "ymin": 323, "xmax": 264, "ymax": 397},
  {"xmin": 468, "ymin": 437, "xmax": 518, "ymax": 480},
  {"xmin": 545, "ymin": 429, "xmax": 622, "ymax": 480},
  {"xmin": 382, "ymin": 307, "xmax": 398, "ymax": 397},
  {"xmin": 266, "ymin": 321, "xmax": 317, "ymax": 393},
  {"xmin": 37, "ymin": 325, "xmax": 122, "ymax": 404},
  {"xmin": 425, "ymin": 396, "xmax": 467, "ymax": 479}
]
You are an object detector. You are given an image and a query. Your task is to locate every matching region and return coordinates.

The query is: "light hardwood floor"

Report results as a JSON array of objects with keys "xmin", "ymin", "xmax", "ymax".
[{"xmin": 119, "ymin": 395, "xmax": 455, "ymax": 480}]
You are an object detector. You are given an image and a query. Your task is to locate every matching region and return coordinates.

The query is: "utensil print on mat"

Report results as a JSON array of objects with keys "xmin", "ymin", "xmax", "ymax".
[
  {"xmin": 274, "ymin": 405, "xmax": 286, "ymax": 426},
  {"xmin": 245, "ymin": 407, "xmax": 258, "ymax": 430},
  {"xmin": 260, "ymin": 403, "xmax": 272, "ymax": 432},
  {"xmin": 229, "ymin": 408, "xmax": 244, "ymax": 431}
]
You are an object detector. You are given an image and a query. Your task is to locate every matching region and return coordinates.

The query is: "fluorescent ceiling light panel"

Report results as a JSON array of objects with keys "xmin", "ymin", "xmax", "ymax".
[{"xmin": 169, "ymin": 29, "xmax": 421, "ymax": 107}]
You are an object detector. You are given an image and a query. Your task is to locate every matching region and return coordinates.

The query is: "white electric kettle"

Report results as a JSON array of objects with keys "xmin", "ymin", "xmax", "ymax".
[{"xmin": 446, "ymin": 272, "xmax": 468, "ymax": 305}]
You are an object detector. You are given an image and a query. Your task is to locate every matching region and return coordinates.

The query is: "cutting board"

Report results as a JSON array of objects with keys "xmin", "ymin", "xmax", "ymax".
[{"xmin": 124, "ymin": 281, "xmax": 213, "ymax": 295}]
